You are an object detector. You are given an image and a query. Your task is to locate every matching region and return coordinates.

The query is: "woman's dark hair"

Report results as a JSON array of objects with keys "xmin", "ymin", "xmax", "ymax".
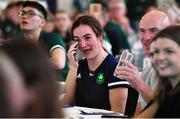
[
  {"xmin": 22, "ymin": 1, "xmax": 47, "ymax": 19},
  {"xmin": 71, "ymin": 15, "xmax": 104, "ymax": 39},
  {"xmin": 1, "ymin": 40, "xmax": 63, "ymax": 117},
  {"xmin": 153, "ymin": 25, "xmax": 180, "ymax": 46}
]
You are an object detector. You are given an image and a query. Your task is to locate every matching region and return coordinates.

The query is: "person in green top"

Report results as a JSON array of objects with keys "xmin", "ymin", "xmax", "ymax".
[
  {"xmin": 18, "ymin": 1, "xmax": 69, "ymax": 81},
  {"xmin": 92, "ymin": 1, "xmax": 131, "ymax": 56}
]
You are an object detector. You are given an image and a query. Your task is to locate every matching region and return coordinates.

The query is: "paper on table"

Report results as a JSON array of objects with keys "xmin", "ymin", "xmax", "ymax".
[{"xmin": 63, "ymin": 106, "xmax": 124, "ymax": 118}]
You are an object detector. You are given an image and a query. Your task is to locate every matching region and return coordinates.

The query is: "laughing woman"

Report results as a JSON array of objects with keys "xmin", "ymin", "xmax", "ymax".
[
  {"xmin": 63, "ymin": 15, "xmax": 129, "ymax": 114},
  {"xmin": 138, "ymin": 25, "xmax": 180, "ymax": 118}
]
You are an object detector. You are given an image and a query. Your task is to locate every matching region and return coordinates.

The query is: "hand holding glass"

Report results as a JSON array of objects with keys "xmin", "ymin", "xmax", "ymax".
[{"xmin": 114, "ymin": 50, "xmax": 134, "ymax": 79}]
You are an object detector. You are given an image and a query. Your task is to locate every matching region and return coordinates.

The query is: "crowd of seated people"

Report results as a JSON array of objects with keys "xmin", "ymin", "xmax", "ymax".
[{"xmin": 0, "ymin": 0, "xmax": 180, "ymax": 118}]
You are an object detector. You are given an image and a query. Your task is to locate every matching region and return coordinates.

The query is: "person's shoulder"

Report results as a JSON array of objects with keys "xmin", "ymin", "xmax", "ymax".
[
  {"xmin": 40, "ymin": 32, "xmax": 65, "ymax": 51},
  {"xmin": 106, "ymin": 21, "xmax": 124, "ymax": 31},
  {"xmin": 105, "ymin": 21, "xmax": 127, "ymax": 38},
  {"xmin": 106, "ymin": 54, "xmax": 116, "ymax": 60},
  {"xmin": 42, "ymin": 32, "xmax": 62, "ymax": 38},
  {"xmin": 40, "ymin": 32, "xmax": 64, "ymax": 43},
  {"xmin": 105, "ymin": 54, "xmax": 118, "ymax": 66},
  {"xmin": 142, "ymin": 66, "xmax": 153, "ymax": 74},
  {"xmin": 141, "ymin": 65, "xmax": 155, "ymax": 81}
]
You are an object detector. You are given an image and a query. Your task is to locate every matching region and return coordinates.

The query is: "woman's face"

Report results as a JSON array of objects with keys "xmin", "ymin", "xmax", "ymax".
[
  {"xmin": 150, "ymin": 37, "xmax": 180, "ymax": 78},
  {"xmin": 73, "ymin": 24, "xmax": 102, "ymax": 60},
  {"xmin": 19, "ymin": 7, "xmax": 45, "ymax": 31}
]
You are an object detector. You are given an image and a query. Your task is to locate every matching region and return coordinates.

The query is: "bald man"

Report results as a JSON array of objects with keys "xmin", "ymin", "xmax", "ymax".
[
  {"xmin": 139, "ymin": 10, "xmax": 170, "ymax": 55},
  {"xmin": 115, "ymin": 10, "xmax": 170, "ymax": 113}
]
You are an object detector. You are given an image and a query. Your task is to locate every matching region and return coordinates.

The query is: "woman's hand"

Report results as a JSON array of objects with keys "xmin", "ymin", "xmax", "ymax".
[{"xmin": 67, "ymin": 42, "xmax": 79, "ymax": 69}]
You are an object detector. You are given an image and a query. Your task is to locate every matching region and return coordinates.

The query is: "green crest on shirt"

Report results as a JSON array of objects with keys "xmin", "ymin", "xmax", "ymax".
[{"xmin": 96, "ymin": 73, "xmax": 105, "ymax": 84}]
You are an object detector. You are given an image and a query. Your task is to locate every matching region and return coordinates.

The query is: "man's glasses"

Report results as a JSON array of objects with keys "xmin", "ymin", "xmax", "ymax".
[{"xmin": 18, "ymin": 10, "xmax": 44, "ymax": 19}]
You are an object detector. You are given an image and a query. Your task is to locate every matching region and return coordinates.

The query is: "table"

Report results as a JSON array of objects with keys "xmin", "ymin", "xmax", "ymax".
[{"xmin": 63, "ymin": 106, "xmax": 125, "ymax": 118}]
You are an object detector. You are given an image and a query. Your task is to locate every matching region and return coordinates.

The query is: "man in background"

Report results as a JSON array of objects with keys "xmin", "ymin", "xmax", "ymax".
[{"xmin": 115, "ymin": 10, "xmax": 170, "ymax": 115}]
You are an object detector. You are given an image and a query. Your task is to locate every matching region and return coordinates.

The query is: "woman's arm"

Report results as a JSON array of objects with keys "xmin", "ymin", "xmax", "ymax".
[
  {"xmin": 62, "ymin": 67, "xmax": 78, "ymax": 105},
  {"xmin": 50, "ymin": 48, "xmax": 66, "ymax": 69},
  {"xmin": 136, "ymin": 100, "xmax": 158, "ymax": 118},
  {"xmin": 109, "ymin": 87, "xmax": 128, "ymax": 114},
  {"xmin": 62, "ymin": 42, "xmax": 79, "ymax": 105}
]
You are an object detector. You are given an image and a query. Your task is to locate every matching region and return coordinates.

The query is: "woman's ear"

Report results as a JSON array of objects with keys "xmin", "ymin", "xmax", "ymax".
[
  {"xmin": 40, "ymin": 19, "xmax": 46, "ymax": 27},
  {"xmin": 98, "ymin": 35, "xmax": 103, "ymax": 41}
]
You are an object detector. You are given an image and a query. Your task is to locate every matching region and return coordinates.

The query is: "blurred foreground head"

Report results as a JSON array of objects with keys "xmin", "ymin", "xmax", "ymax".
[
  {"xmin": 0, "ymin": 50, "xmax": 26, "ymax": 117},
  {"xmin": 0, "ymin": 40, "xmax": 63, "ymax": 117}
]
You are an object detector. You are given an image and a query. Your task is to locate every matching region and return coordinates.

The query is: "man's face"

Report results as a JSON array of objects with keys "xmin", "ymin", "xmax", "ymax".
[
  {"xmin": 6, "ymin": 6, "xmax": 20, "ymax": 24},
  {"xmin": 139, "ymin": 18, "xmax": 161, "ymax": 55},
  {"xmin": 54, "ymin": 12, "xmax": 71, "ymax": 32},
  {"xmin": 108, "ymin": 1, "xmax": 126, "ymax": 20},
  {"xmin": 19, "ymin": 7, "xmax": 45, "ymax": 31}
]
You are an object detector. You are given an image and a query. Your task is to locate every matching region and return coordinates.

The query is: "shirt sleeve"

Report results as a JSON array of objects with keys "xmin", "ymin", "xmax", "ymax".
[
  {"xmin": 42, "ymin": 32, "xmax": 66, "ymax": 55},
  {"xmin": 108, "ymin": 76, "xmax": 129, "ymax": 89},
  {"xmin": 138, "ymin": 94, "xmax": 147, "ymax": 110},
  {"xmin": 106, "ymin": 56, "xmax": 129, "ymax": 89},
  {"xmin": 139, "ymin": 66, "xmax": 158, "ymax": 110}
]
